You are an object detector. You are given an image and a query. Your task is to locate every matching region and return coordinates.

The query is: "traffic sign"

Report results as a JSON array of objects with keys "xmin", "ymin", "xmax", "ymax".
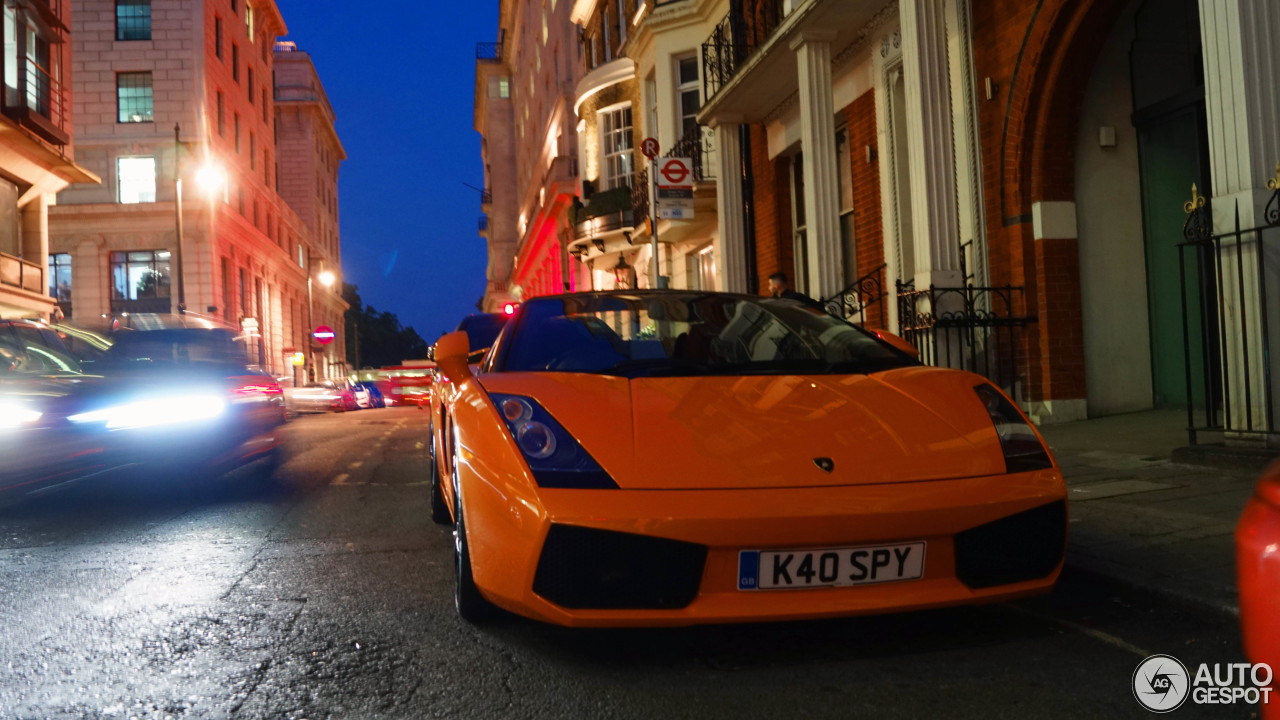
[
  {"xmin": 656, "ymin": 157, "xmax": 694, "ymax": 219},
  {"xmin": 657, "ymin": 157, "xmax": 692, "ymax": 187},
  {"xmin": 313, "ymin": 325, "xmax": 336, "ymax": 345},
  {"xmin": 640, "ymin": 137, "xmax": 660, "ymax": 159}
]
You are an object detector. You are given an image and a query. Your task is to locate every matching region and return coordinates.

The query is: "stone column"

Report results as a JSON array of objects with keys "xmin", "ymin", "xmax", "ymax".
[
  {"xmin": 790, "ymin": 30, "xmax": 843, "ymax": 301},
  {"xmin": 900, "ymin": 0, "xmax": 962, "ymax": 289},
  {"xmin": 712, "ymin": 118, "xmax": 748, "ymax": 293},
  {"xmin": 1199, "ymin": 0, "xmax": 1280, "ymax": 438}
]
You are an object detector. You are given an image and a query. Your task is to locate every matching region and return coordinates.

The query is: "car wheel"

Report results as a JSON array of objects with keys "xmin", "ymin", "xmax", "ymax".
[{"xmin": 453, "ymin": 469, "xmax": 493, "ymax": 623}]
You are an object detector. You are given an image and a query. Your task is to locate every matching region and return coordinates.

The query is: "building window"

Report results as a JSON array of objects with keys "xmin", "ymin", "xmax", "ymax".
[
  {"xmin": 215, "ymin": 16, "xmax": 223, "ymax": 58},
  {"xmin": 249, "ymin": 131, "xmax": 255, "ymax": 169},
  {"xmin": 221, "ymin": 257, "xmax": 233, "ymax": 321},
  {"xmin": 262, "ymin": 86, "xmax": 268, "ymax": 121},
  {"xmin": 687, "ymin": 245, "xmax": 715, "ymax": 291},
  {"xmin": 245, "ymin": 2, "xmax": 254, "ymax": 40},
  {"xmin": 498, "ymin": 77, "xmax": 509, "ymax": 98},
  {"xmin": 48, "ymin": 253, "xmax": 71, "ymax": 302},
  {"xmin": 239, "ymin": 267, "xmax": 249, "ymax": 318},
  {"xmin": 600, "ymin": 104, "xmax": 634, "ymax": 190},
  {"xmin": 232, "ymin": 43, "xmax": 239, "ymax": 82},
  {"xmin": 217, "ymin": 90, "xmax": 225, "ymax": 136},
  {"xmin": 116, "ymin": 72, "xmax": 153, "ymax": 123},
  {"xmin": 790, "ymin": 152, "xmax": 809, "ymax": 293},
  {"xmin": 117, "ymin": 156, "xmax": 156, "ymax": 204},
  {"xmin": 617, "ymin": 0, "xmax": 627, "ymax": 45},
  {"xmin": 676, "ymin": 56, "xmax": 699, "ymax": 140},
  {"xmin": 110, "ymin": 250, "xmax": 170, "ymax": 302},
  {"xmin": 231, "ymin": 0, "xmax": 238, "ymax": 15},
  {"xmin": 602, "ymin": 9, "xmax": 611, "ymax": 62},
  {"xmin": 247, "ymin": 66, "xmax": 254, "ymax": 103},
  {"xmin": 116, "ymin": 0, "xmax": 151, "ymax": 41},
  {"xmin": 835, "ymin": 126, "xmax": 856, "ymax": 283},
  {"xmin": 234, "ymin": 113, "xmax": 241, "ymax": 152}
]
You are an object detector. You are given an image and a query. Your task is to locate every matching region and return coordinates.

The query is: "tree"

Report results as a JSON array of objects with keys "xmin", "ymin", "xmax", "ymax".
[{"xmin": 343, "ymin": 283, "xmax": 430, "ymax": 369}]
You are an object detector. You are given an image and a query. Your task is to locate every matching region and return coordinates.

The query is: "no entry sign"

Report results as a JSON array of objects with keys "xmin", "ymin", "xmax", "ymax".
[{"xmin": 313, "ymin": 325, "xmax": 336, "ymax": 345}]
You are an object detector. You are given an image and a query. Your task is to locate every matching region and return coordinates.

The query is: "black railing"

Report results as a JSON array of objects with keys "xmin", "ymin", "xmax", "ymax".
[
  {"xmin": 1177, "ymin": 172, "xmax": 1280, "ymax": 445},
  {"xmin": 1, "ymin": 55, "xmax": 70, "ymax": 145},
  {"xmin": 667, "ymin": 125, "xmax": 716, "ymax": 182},
  {"xmin": 479, "ymin": 190, "xmax": 492, "ymax": 205},
  {"xmin": 700, "ymin": 2, "xmax": 786, "ymax": 102},
  {"xmin": 476, "ymin": 30, "xmax": 505, "ymax": 62},
  {"xmin": 479, "ymin": 214, "xmax": 488, "ymax": 232},
  {"xmin": 631, "ymin": 168, "xmax": 649, "ymax": 222},
  {"xmin": 823, "ymin": 263, "xmax": 887, "ymax": 328},
  {"xmin": 897, "ymin": 280, "xmax": 1032, "ymax": 401},
  {"xmin": 572, "ymin": 209, "xmax": 636, "ymax": 241}
]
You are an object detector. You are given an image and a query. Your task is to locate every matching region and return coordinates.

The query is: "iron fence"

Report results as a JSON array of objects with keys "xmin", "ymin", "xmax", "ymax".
[
  {"xmin": 700, "ymin": 2, "xmax": 785, "ymax": 102},
  {"xmin": 1177, "ymin": 172, "xmax": 1280, "ymax": 445},
  {"xmin": 896, "ymin": 280, "xmax": 1031, "ymax": 400},
  {"xmin": 823, "ymin": 263, "xmax": 887, "ymax": 328}
]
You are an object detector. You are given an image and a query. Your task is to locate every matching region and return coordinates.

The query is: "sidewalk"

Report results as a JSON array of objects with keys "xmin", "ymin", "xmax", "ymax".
[{"xmin": 1038, "ymin": 409, "xmax": 1272, "ymax": 615}]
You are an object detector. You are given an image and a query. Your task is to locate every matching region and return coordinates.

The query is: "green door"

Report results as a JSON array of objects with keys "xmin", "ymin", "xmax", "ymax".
[{"xmin": 1135, "ymin": 106, "xmax": 1210, "ymax": 408}]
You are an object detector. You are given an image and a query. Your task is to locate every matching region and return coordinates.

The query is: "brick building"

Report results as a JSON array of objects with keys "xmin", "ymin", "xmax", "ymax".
[
  {"xmin": 0, "ymin": 1, "xmax": 98, "ymax": 319},
  {"xmin": 50, "ymin": 0, "xmax": 346, "ymax": 381}
]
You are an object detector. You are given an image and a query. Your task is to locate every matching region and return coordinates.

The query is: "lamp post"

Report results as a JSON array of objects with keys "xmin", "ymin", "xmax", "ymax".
[
  {"xmin": 172, "ymin": 122, "xmax": 226, "ymax": 316},
  {"xmin": 305, "ymin": 250, "xmax": 335, "ymax": 382}
]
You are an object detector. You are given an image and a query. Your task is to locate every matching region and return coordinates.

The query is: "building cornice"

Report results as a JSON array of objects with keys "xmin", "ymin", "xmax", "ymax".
[
  {"xmin": 573, "ymin": 57, "xmax": 636, "ymax": 117},
  {"xmin": 570, "ymin": 0, "xmax": 600, "ymax": 25}
]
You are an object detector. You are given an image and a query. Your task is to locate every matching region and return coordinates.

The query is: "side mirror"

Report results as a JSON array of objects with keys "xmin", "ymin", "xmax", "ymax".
[
  {"xmin": 435, "ymin": 331, "xmax": 474, "ymax": 382},
  {"xmin": 871, "ymin": 329, "xmax": 920, "ymax": 359}
]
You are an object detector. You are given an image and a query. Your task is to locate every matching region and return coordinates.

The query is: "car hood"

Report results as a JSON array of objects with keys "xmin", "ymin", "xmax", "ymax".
[{"xmin": 480, "ymin": 367, "xmax": 1008, "ymax": 490}]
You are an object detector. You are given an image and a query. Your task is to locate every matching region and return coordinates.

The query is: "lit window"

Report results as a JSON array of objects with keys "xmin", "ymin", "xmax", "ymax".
[
  {"xmin": 245, "ymin": 2, "xmax": 254, "ymax": 40},
  {"xmin": 116, "ymin": 72, "xmax": 153, "ymax": 123},
  {"xmin": 117, "ymin": 156, "xmax": 156, "ymax": 204},
  {"xmin": 498, "ymin": 78, "xmax": 509, "ymax": 98},
  {"xmin": 110, "ymin": 250, "xmax": 170, "ymax": 301},
  {"xmin": 116, "ymin": 0, "xmax": 151, "ymax": 41},
  {"xmin": 600, "ymin": 105, "xmax": 633, "ymax": 190},
  {"xmin": 48, "ymin": 253, "xmax": 71, "ymax": 302}
]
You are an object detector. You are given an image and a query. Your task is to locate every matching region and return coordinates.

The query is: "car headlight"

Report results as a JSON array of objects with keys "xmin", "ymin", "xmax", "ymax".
[
  {"xmin": 0, "ymin": 400, "xmax": 41, "ymax": 429},
  {"xmin": 69, "ymin": 394, "xmax": 227, "ymax": 430},
  {"xmin": 974, "ymin": 384, "xmax": 1053, "ymax": 473},
  {"xmin": 488, "ymin": 393, "xmax": 617, "ymax": 488}
]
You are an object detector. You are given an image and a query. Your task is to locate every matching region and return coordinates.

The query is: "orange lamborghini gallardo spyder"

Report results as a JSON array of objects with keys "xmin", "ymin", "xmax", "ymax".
[{"xmin": 428, "ymin": 291, "xmax": 1066, "ymax": 627}]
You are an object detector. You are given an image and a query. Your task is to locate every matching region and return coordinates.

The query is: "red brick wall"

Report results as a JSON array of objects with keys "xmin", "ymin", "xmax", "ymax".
[
  {"xmin": 749, "ymin": 124, "xmax": 794, "ymax": 295},
  {"xmin": 845, "ymin": 91, "xmax": 883, "ymax": 289},
  {"xmin": 970, "ymin": 0, "xmax": 1125, "ymax": 403}
]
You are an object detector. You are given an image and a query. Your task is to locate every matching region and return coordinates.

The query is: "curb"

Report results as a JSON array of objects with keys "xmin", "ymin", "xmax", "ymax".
[{"xmin": 1171, "ymin": 444, "xmax": 1279, "ymax": 473}]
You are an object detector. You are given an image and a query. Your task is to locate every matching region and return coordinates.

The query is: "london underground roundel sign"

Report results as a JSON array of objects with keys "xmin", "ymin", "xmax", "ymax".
[{"xmin": 313, "ymin": 325, "xmax": 336, "ymax": 345}]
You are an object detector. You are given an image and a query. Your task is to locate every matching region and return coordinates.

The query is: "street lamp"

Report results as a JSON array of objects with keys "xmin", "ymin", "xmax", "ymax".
[
  {"xmin": 305, "ymin": 250, "xmax": 336, "ymax": 383},
  {"xmin": 172, "ymin": 121, "xmax": 225, "ymax": 315}
]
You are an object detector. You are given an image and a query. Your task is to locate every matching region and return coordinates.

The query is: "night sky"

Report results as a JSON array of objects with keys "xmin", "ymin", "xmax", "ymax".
[{"xmin": 274, "ymin": 1, "xmax": 498, "ymax": 342}]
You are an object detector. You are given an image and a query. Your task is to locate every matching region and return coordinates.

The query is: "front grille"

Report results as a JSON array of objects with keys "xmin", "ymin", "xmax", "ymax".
[
  {"xmin": 954, "ymin": 500, "xmax": 1066, "ymax": 589},
  {"xmin": 533, "ymin": 524, "xmax": 707, "ymax": 610}
]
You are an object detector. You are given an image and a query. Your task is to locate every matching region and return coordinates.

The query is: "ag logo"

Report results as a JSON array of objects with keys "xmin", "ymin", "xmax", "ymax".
[{"xmin": 1133, "ymin": 654, "xmax": 1190, "ymax": 713}]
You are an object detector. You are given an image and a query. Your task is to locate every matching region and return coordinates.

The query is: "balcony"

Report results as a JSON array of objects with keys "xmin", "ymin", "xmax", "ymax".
[
  {"xmin": 476, "ymin": 30, "xmax": 505, "ymax": 62},
  {"xmin": 479, "ymin": 190, "xmax": 493, "ymax": 206},
  {"xmin": 0, "ymin": 252, "xmax": 44, "ymax": 294},
  {"xmin": 479, "ymin": 214, "xmax": 488, "ymax": 234},
  {"xmin": 570, "ymin": 186, "xmax": 636, "ymax": 242},
  {"xmin": 700, "ymin": 3, "xmax": 785, "ymax": 102},
  {"xmin": 2, "ymin": 54, "xmax": 70, "ymax": 146}
]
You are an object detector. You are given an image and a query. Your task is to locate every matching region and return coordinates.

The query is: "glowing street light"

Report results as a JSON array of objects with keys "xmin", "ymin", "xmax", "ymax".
[
  {"xmin": 195, "ymin": 163, "xmax": 227, "ymax": 196},
  {"xmin": 317, "ymin": 269, "xmax": 336, "ymax": 288}
]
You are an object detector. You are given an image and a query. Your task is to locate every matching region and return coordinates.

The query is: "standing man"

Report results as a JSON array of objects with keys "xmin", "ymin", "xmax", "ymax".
[{"xmin": 766, "ymin": 272, "xmax": 823, "ymax": 310}]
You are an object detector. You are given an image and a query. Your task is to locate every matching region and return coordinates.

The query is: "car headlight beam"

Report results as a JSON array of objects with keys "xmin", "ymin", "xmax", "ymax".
[{"xmin": 70, "ymin": 394, "xmax": 227, "ymax": 430}]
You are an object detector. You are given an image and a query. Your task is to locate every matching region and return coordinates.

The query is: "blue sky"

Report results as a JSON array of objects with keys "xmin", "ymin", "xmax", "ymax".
[{"xmin": 275, "ymin": 1, "xmax": 498, "ymax": 340}]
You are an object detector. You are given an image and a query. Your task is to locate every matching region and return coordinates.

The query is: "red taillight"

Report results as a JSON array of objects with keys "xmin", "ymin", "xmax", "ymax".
[
  {"xmin": 234, "ymin": 383, "xmax": 283, "ymax": 396},
  {"xmin": 504, "ymin": 303, "xmax": 517, "ymax": 315}
]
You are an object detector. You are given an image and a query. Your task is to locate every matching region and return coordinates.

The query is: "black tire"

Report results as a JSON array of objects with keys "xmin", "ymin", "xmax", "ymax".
[
  {"xmin": 429, "ymin": 455, "xmax": 452, "ymax": 525},
  {"xmin": 453, "ymin": 479, "xmax": 494, "ymax": 623}
]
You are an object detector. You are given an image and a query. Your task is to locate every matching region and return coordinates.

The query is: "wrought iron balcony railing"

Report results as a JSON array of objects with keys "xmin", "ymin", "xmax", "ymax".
[
  {"xmin": 477, "ymin": 30, "xmax": 506, "ymax": 62},
  {"xmin": 701, "ymin": 2, "xmax": 786, "ymax": 102}
]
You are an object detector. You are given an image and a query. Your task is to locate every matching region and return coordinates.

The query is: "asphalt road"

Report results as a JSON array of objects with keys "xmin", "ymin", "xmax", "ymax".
[{"xmin": 0, "ymin": 407, "xmax": 1254, "ymax": 719}]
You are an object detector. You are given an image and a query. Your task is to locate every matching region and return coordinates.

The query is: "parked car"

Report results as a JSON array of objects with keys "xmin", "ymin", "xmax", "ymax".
[
  {"xmin": 1, "ymin": 315, "xmax": 285, "ymax": 501},
  {"xmin": 1237, "ymin": 461, "xmax": 1280, "ymax": 717},
  {"xmin": 285, "ymin": 380, "xmax": 358, "ymax": 414},
  {"xmin": 429, "ymin": 291, "xmax": 1067, "ymax": 625}
]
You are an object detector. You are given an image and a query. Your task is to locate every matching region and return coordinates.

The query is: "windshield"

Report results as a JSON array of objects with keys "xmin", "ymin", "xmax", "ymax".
[
  {"xmin": 456, "ymin": 313, "xmax": 508, "ymax": 352},
  {"xmin": 99, "ymin": 329, "xmax": 253, "ymax": 370},
  {"xmin": 498, "ymin": 293, "xmax": 916, "ymax": 377}
]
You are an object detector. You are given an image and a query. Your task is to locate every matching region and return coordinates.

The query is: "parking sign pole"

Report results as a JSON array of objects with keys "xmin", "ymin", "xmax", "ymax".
[{"xmin": 650, "ymin": 158, "xmax": 660, "ymax": 289}]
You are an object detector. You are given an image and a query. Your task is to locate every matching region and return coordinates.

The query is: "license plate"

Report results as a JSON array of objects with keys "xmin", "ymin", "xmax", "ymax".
[{"xmin": 738, "ymin": 542, "xmax": 926, "ymax": 590}]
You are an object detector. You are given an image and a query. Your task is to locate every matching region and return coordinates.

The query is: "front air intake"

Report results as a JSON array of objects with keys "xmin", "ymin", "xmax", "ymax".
[
  {"xmin": 533, "ymin": 525, "xmax": 707, "ymax": 610},
  {"xmin": 954, "ymin": 500, "xmax": 1066, "ymax": 589}
]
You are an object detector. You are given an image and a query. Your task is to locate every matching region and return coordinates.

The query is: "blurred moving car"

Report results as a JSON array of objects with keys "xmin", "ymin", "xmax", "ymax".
[
  {"xmin": 1237, "ymin": 462, "xmax": 1279, "ymax": 718},
  {"xmin": 284, "ymin": 380, "xmax": 357, "ymax": 414},
  {"xmin": 429, "ymin": 291, "xmax": 1067, "ymax": 626},
  {"xmin": 1, "ymin": 314, "xmax": 285, "ymax": 500},
  {"xmin": 352, "ymin": 381, "xmax": 385, "ymax": 409}
]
